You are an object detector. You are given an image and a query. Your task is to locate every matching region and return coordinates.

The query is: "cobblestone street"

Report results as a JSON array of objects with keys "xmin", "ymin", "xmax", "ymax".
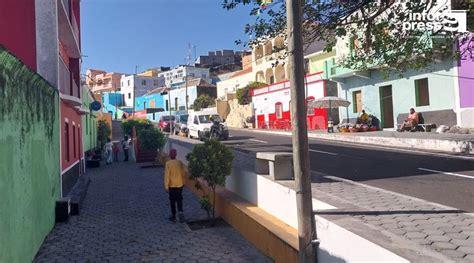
[{"xmin": 34, "ymin": 161, "xmax": 270, "ymax": 263}]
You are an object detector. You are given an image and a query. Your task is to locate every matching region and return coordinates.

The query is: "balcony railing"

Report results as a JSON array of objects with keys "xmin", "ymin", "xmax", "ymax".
[
  {"xmin": 58, "ymin": 0, "xmax": 80, "ymax": 58},
  {"xmin": 59, "ymin": 58, "xmax": 80, "ymax": 100},
  {"xmin": 59, "ymin": 58, "xmax": 71, "ymax": 95}
]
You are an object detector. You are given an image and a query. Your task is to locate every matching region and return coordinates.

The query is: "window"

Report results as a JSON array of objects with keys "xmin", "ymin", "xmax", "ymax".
[
  {"xmin": 73, "ymin": 125, "xmax": 76, "ymax": 158},
  {"xmin": 189, "ymin": 73, "xmax": 195, "ymax": 77},
  {"xmin": 128, "ymin": 93, "xmax": 131, "ymax": 99},
  {"xmin": 415, "ymin": 78, "xmax": 430, "ymax": 106},
  {"xmin": 121, "ymin": 81, "xmax": 123, "ymax": 87},
  {"xmin": 352, "ymin": 91, "xmax": 362, "ymax": 113},
  {"xmin": 194, "ymin": 116, "xmax": 199, "ymax": 124},
  {"xmin": 175, "ymin": 97, "xmax": 178, "ymax": 110},
  {"xmin": 307, "ymin": 97, "xmax": 315, "ymax": 115},
  {"xmin": 202, "ymin": 74, "xmax": 207, "ymax": 78},
  {"xmin": 64, "ymin": 122, "xmax": 69, "ymax": 162},
  {"xmin": 127, "ymin": 80, "xmax": 130, "ymax": 86},
  {"xmin": 141, "ymin": 79, "xmax": 146, "ymax": 85},
  {"xmin": 153, "ymin": 80, "xmax": 159, "ymax": 86},
  {"xmin": 78, "ymin": 127, "xmax": 81, "ymax": 159},
  {"xmin": 275, "ymin": 102, "xmax": 283, "ymax": 119}
]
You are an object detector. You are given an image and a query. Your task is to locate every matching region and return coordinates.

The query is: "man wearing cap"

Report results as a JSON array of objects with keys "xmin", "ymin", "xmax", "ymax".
[{"xmin": 164, "ymin": 149, "xmax": 186, "ymax": 223}]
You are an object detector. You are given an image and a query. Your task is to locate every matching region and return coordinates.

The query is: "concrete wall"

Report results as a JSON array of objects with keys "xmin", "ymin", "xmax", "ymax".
[
  {"xmin": 0, "ymin": 48, "xmax": 61, "ymax": 263},
  {"xmin": 340, "ymin": 60, "xmax": 457, "ymax": 128},
  {"xmin": 35, "ymin": 0, "xmax": 59, "ymax": 88},
  {"xmin": 224, "ymin": 99, "xmax": 254, "ymax": 128}
]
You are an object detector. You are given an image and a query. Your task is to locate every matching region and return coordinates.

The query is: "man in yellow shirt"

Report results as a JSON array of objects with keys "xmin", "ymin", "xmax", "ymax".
[{"xmin": 164, "ymin": 149, "xmax": 186, "ymax": 223}]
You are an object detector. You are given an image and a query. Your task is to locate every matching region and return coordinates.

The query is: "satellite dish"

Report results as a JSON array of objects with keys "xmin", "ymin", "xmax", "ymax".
[{"xmin": 90, "ymin": 101, "xmax": 102, "ymax": 111}]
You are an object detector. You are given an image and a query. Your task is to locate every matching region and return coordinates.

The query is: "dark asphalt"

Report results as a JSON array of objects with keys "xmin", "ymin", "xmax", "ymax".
[{"xmin": 225, "ymin": 129, "xmax": 474, "ymax": 212}]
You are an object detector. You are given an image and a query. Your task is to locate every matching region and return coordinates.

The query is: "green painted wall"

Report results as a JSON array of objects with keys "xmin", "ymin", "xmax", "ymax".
[
  {"xmin": 82, "ymin": 86, "xmax": 98, "ymax": 152},
  {"xmin": 0, "ymin": 47, "xmax": 60, "ymax": 263},
  {"xmin": 308, "ymin": 50, "xmax": 336, "ymax": 78}
]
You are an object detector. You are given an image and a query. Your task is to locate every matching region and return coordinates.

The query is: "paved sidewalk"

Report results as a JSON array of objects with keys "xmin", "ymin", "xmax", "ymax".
[
  {"xmin": 280, "ymin": 174, "xmax": 474, "ymax": 262},
  {"xmin": 232, "ymin": 148, "xmax": 474, "ymax": 262},
  {"xmin": 34, "ymin": 161, "xmax": 270, "ymax": 262}
]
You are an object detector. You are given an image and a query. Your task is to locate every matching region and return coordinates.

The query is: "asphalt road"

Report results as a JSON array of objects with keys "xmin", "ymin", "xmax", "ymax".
[{"xmin": 225, "ymin": 129, "xmax": 474, "ymax": 212}]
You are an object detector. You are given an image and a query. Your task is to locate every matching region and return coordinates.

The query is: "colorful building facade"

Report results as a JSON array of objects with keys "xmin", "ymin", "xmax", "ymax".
[
  {"xmin": 456, "ymin": 34, "xmax": 474, "ymax": 127},
  {"xmin": 1, "ymin": 0, "xmax": 85, "ymax": 196}
]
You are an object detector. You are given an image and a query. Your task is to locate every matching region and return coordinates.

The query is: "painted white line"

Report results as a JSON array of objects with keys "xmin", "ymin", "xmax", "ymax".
[
  {"xmin": 230, "ymin": 128, "xmax": 474, "ymax": 160},
  {"xmin": 309, "ymin": 149, "xmax": 338, "ymax": 156},
  {"xmin": 312, "ymin": 170, "xmax": 460, "ymax": 211},
  {"xmin": 418, "ymin": 168, "xmax": 474, "ymax": 180},
  {"xmin": 249, "ymin": 139, "xmax": 268, "ymax": 144}
]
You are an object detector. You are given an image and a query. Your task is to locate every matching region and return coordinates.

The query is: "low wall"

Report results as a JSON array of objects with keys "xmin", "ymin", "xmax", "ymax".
[{"xmin": 168, "ymin": 137, "xmax": 409, "ymax": 263}]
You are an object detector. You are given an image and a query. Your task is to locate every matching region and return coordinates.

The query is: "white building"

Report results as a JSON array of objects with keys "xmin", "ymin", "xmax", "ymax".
[
  {"xmin": 120, "ymin": 74, "xmax": 165, "ymax": 107},
  {"xmin": 159, "ymin": 65, "xmax": 211, "ymax": 87}
]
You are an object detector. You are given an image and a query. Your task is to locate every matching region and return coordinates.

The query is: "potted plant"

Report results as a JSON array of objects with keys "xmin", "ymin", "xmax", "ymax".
[
  {"xmin": 186, "ymin": 139, "xmax": 234, "ymax": 224},
  {"xmin": 137, "ymin": 127, "xmax": 166, "ymax": 162}
]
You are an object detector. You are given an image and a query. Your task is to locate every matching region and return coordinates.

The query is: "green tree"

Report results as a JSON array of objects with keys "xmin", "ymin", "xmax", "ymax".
[
  {"xmin": 97, "ymin": 120, "xmax": 111, "ymax": 148},
  {"xmin": 192, "ymin": 94, "xmax": 216, "ymax": 111},
  {"xmin": 137, "ymin": 127, "xmax": 167, "ymax": 151},
  {"xmin": 186, "ymin": 139, "xmax": 234, "ymax": 220},
  {"xmin": 224, "ymin": 0, "xmax": 473, "ymax": 76},
  {"xmin": 121, "ymin": 118, "xmax": 152, "ymax": 136},
  {"xmin": 236, "ymin": 81, "xmax": 267, "ymax": 105}
]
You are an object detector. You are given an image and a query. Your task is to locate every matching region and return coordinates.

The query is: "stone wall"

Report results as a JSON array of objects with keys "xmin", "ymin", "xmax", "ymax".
[
  {"xmin": 0, "ymin": 46, "xmax": 60, "ymax": 263},
  {"xmin": 224, "ymin": 99, "xmax": 254, "ymax": 128}
]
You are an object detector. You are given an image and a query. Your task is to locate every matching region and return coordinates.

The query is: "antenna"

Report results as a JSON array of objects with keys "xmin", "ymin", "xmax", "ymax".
[{"xmin": 186, "ymin": 43, "xmax": 193, "ymax": 66}]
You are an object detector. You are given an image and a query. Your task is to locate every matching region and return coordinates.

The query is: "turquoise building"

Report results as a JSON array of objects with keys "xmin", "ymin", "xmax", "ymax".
[{"xmin": 325, "ymin": 58, "xmax": 458, "ymax": 129}]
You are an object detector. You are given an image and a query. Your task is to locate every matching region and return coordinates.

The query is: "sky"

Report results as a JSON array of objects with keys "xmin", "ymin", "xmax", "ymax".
[{"xmin": 80, "ymin": 0, "xmax": 255, "ymax": 74}]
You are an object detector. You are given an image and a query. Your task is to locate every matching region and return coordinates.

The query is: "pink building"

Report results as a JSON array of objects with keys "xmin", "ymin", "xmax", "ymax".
[{"xmin": 86, "ymin": 69, "xmax": 124, "ymax": 94}]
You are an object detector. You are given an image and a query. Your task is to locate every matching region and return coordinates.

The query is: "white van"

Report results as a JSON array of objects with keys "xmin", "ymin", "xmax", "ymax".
[{"xmin": 187, "ymin": 109, "xmax": 229, "ymax": 140}]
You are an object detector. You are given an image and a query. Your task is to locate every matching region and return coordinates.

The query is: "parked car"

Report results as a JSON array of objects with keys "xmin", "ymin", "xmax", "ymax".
[
  {"xmin": 173, "ymin": 113, "xmax": 189, "ymax": 135},
  {"xmin": 187, "ymin": 110, "xmax": 229, "ymax": 140},
  {"xmin": 158, "ymin": 115, "xmax": 175, "ymax": 133}
]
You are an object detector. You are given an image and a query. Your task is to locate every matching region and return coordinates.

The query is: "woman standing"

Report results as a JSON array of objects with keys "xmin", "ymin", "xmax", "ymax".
[{"xmin": 104, "ymin": 138, "xmax": 113, "ymax": 165}]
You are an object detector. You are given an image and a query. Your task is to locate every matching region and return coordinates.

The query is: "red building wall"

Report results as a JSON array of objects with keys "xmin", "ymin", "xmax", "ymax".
[
  {"xmin": 60, "ymin": 101, "xmax": 82, "ymax": 171},
  {"xmin": 0, "ymin": 0, "xmax": 37, "ymax": 70}
]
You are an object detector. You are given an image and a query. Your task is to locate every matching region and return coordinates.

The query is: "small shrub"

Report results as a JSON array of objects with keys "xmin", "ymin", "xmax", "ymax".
[
  {"xmin": 186, "ymin": 139, "xmax": 234, "ymax": 220},
  {"xmin": 138, "ymin": 127, "xmax": 166, "ymax": 151},
  {"xmin": 192, "ymin": 94, "xmax": 216, "ymax": 111},
  {"xmin": 121, "ymin": 118, "xmax": 152, "ymax": 136},
  {"xmin": 237, "ymin": 81, "xmax": 266, "ymax": 105},
  {"xmin": 97, "ymin": 120, "xmax": 111, "ymax": 148}
]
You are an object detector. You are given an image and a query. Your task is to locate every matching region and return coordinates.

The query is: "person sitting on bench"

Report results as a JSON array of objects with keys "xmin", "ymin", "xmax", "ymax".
[
  {"xmin": 399, "ymin": 108, "xmax": 419, "ymax": 132},
  {"xmin": 357, "ymin": 110, "xmax": 369, "ymax": 124}
]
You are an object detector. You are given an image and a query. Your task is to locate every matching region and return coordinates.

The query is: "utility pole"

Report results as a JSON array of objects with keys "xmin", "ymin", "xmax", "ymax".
[
  {"xmin": 286, "ymin": 0, "xmax": 318, "ymax": 262},
  {"xmin": 133, "ymin": 65, "xmax": 139, "ymax": 117}
]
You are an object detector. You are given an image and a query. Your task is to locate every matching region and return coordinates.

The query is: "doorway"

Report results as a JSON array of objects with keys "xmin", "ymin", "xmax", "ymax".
[{"xmin": 379, "ymin": 85, "xmax": 394, "ymax": 128}]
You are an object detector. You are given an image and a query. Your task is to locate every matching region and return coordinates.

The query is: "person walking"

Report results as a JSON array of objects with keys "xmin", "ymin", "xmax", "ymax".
[
  {"xmin": 164, "ymin": 149, "xmax": 186, "ymax": 223},
  {"xmin": 112, "ymin": 143, "xmax": 119, "ymax": 162},
  {"xmin": 122, "ymin": 136, "xmax": 130, "ymax": 162},
  {"xmin": 104, "ymin": 138, "xmax": 113, "ymax": 165}
]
